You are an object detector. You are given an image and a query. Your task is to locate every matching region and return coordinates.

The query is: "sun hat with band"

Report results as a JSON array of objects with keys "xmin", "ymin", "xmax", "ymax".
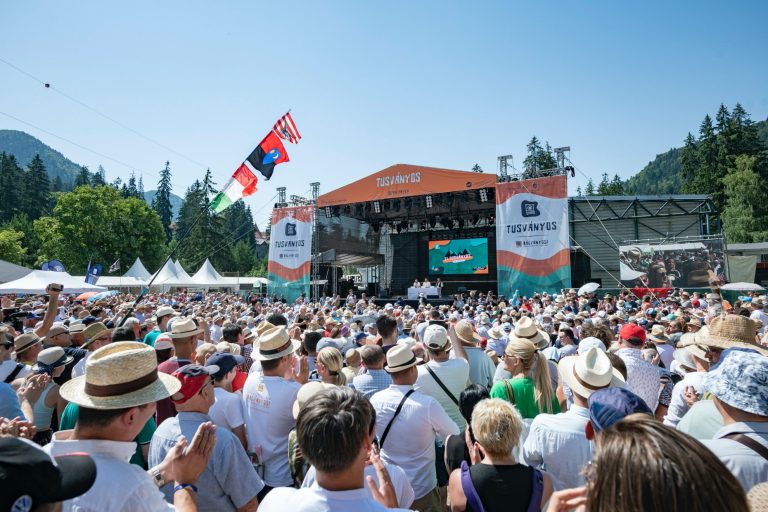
[
  {"xmin": 454, "ymin": 319, "xmax": 482, "ymax": 345},
  {"xmin": 13, "ymin": 332, "xmax": 41, "ymax": 355},
  {"xmin": 59, "ymin": 341, "xmax": 181, "ymax": 409},
  {"xmin": 384, "ymin": 344, "xmax": 422, "ymax": 374},
  {"xmin": 170, "ymin": 364, "xmax": 219, "ymax": 405},
  {"xmin": 0, "ymin": 437, "xmax": 97, "ymax": 512},
  {"xmin": 33, "ymin": 346, "xmax": 74, "ymax": 373},
  {"xmin": 81, "ymin": 322, "xmax": 112, "ymax": 348},
  {"xmin": 559, "ymin": 346, "xmax": 625, "ymax": 399},
  {"xmin": 509, "ymin": 316, "xmax": 549, "ymax": 350},
  {"xmin": 154, "ymin": 333, "xmax": 174, "ymax": 351},
  {"xmin": 702, "ymin": 314, "xmax": 768, "ymax": 356},
  {"xmin": 257, "ymin": 326, "xmax": 300, "ymax": 361},
  {"xmin": 167, "ymin": 317, "xmax": 203, "ymax": 340}
]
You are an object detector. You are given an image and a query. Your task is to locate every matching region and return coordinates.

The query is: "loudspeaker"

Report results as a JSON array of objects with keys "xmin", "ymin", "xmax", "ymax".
[{"xmin": 366, "ymin": 283, "xmax": 379, "ymax": 296}]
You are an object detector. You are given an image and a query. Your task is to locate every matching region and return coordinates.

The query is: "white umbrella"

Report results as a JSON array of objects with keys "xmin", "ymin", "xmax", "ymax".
[
  {"xmin": 578, "ymin": 282, "xmax": 600, "ymax": 296},
  {"xmin": 720, "ymin": 282, "xmax": 765, "ymax": 291}
]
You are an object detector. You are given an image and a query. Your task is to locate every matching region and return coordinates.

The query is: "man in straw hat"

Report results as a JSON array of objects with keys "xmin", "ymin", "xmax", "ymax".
[
  {"xmin": 453, "ymin": 319, "xmax": 496, "ymax": 389},
  {"xmin": 523, "ymin": 347, "xmax": 625, "ymax": 490},
  {"xmin": 46, "ymin": 341, "xmax": 216, "ymax": 511},
  {"xmin": 71, "ymin": 322, "xmax": 113, "ymax": 379},
  {"xmin": 242, "ymin": 325, "xmax": 308, "ymax": 502},
  {"xmin": 370, "ymin": 344, "xmax": 459, "ymax": 512},
  {"xmin": 150, "ymin": 363, "xmax": 264, "ymax": 511}
]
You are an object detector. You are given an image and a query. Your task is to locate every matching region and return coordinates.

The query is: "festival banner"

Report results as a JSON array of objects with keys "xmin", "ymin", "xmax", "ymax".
[
  {"xmin": 267, "ymin": 205, "xmax": 313, "ymax": 301},
  {"xmin": 496, "ymin": 176, "xmax": 571, "ymax": 298}
]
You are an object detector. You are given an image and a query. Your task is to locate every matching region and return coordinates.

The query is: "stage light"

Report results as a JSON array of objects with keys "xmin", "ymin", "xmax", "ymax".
[
  {"xmin": 420, "ymin": 220, "xmax": 427, "ymax": 230},
  {"xmin": 566, "ymin": 165, "xmax": 575, "ymax": 177},
  {"xmin": 426, "ymin": 195, "xmax": 433, "ymax": 208},
  {"xmin": 324, "ymin": 206, "xmax": 332, "ymax": 218},
  {"xmin": 479, "ymin": 189, "xmax": 488, "ymax": 202},
  {"xmin": 429, "ymin": 217, "xmax": 437, "ymax": 228},
  {"xmin": 374, "ymin": 201, "xmax": 381, "ymax": 213}
]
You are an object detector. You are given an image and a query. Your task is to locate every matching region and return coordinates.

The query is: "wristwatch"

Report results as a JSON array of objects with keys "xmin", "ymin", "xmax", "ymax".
[{"xmin": 150, "ymin": 466, "xmax": 166, "ymax": 487}]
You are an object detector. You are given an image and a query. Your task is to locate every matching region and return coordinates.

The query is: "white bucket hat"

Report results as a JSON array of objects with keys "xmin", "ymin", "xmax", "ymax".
[{"xmin": 559, "ymin": 347, "xmax": 625, "ymax": 398}]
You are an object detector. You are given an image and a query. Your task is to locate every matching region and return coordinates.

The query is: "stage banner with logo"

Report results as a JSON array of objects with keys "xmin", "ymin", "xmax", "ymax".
[
  {"xmin": 268, "ymin": 206, "xmax": 313, "ymax": 301},
  {"xmin": 496, "ymin": 176, "xmax": 570, "ymax": 298}
]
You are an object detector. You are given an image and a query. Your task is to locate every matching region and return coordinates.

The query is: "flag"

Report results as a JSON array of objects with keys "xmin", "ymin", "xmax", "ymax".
[
  {"xmin": 211, "ymin": 164, "xmax": 259, "ymax": 213},
  {"xmin": 273, "ymin": 112, "xmax": 301, "ymax": 144},
  {"xmin": 109, "ymin": 259, "xmax": 121, "ymax": 273},
  {"xmin": 42, "ymin": 260, "xmax": 66, "ymax": 272},
  {"xmin": 85, "ymin": 263, "xmax": 103, "ymax": 285},
  {"xmin": 245, "ymin": 131, "xmax": 290, "ymax": 180}
]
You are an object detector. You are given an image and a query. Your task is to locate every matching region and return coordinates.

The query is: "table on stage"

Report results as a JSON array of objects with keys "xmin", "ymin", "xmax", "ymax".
[{"xmin": 407, "ymin": 286, "xmax": 440, "ymax": 300}]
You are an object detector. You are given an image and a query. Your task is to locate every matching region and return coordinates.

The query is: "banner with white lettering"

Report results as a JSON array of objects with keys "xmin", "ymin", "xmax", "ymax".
[
  {"xmin": 268, "ymin": 205, "xmax": 313, "ymax": 301},
  {"xmin": 496, "ymin": 176, "xmax": 570, "ymax": 298}
]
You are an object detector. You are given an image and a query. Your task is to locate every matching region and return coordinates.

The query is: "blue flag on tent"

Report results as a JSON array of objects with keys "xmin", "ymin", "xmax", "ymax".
[
  {"xmin": 41, "ymin": 260, "xmax": 66, "ymax": 272},
  {"xmin": 85, "ymin": 263, "xmax": 103, "ymax": 285}
]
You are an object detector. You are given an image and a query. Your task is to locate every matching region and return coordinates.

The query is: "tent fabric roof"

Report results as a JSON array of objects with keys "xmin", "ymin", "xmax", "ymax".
[
  {"xmin": 0, "ymin": 270, "xmax": 106, "ymax": 294},
  {"xmin": 174, "ymin": 260, "xmax": 193, "ymax": 281},
  {"xmin": 190, "ymin": 259, "xmax": 228, "ymax": 287},
  {"xmin": 123, "ymin": 258, "xmax": 152, "ymax": 280},
  {"xmin": 0, "ymin": 259, "xmax": 32, "ymax": 284},
  {"xmin": 150, "ymin": 259, "xmax": 194, "ymax": 287},
  {"xmin": 89, "ymin": 276, "xmax": 147, "ymax": 288}
]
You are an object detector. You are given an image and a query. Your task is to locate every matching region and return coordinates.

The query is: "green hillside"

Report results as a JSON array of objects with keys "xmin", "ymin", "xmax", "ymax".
[
  {"xmin": 144, "ymin": 189, "xmax": 183, "ymax": 219},
  {"xmin": 0, "ymin": 129, "xmax": 82, "ymax": 187}
]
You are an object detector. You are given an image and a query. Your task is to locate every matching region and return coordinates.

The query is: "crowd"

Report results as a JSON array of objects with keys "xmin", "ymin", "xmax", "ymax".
[{"xmin": 0, "ymin": 283, "xmax": 767, "ymax": 511}]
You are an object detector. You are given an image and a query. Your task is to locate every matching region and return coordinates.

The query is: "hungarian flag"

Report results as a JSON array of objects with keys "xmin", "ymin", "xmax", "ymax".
[
  {"xmin": 245, "ymin": 131, "xmax": 290, "ymax": 180},
  {"xmin": 273, "ymin": 112, "xmax": 301, "ymax": 144},
  {"xmin": 211, "ymin": 164, "xmax": 259, "ymax": 213}
]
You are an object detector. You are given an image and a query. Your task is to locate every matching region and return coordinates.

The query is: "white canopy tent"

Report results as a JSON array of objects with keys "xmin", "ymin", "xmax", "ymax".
[
  {"xmin": 90, "ymin": 276, "xmax": 147, "ymax": 288},
  {"xmin": 149, "ymin": 259, "xmax": 194, "ymax": 289},
  {"xmin": 123, "ymin": 258, "xmax": 152, "ymax": 281},
  {"xmin": 0, "ymin": 259, "xmax": 32, "ymax": 284},
  {"xmin": 190, "ymin": 259, "xmax": 229, "ymax": 289},
  {"xmin": 174, "ymin": 260, "xmax": 194, "ymax": 282},
  {"xmin": 0, "ymin": 270, "xmax": 106, "ymax": 294}
]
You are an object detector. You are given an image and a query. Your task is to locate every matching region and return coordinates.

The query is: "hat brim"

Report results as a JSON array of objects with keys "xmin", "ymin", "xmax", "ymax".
[
  {"xmin": 559, "ymin": 356, "xmax": 625, "ymax": 399},
  {"xmin": 385, "ymin": 357, "xmax": 423, "ymax": 374},
  {"xmin": 59, "ymin": 372, "xmax": 181, "ymax": 410},
  {"xmin": 32, "ymin": 355, "xmax": 74, "ymax": 371},
  {"xmin": 169, "ymin": 328, "xmax": 204, "ymax": 339},
  {"xmin": 81, "ymin": 331, "xmax": 113, "ymax": 348},
  {"xmin": 257, "ymin": 339, "xmax": 301, "ymax": 361},
  {"xmin": 457, "ymin": 331, "xmax": 482, "ymax": 345},
  {"xmin": 510, "ymin": 331, "xmax": 549, "ymax": 350}
]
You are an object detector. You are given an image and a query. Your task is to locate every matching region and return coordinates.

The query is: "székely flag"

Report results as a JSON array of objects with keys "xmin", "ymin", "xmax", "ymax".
[
  {"xmin": 245, "ymin": 131, "xmax": 290, "ymax": 180},
  {"xmin": 210, "ymin": 163, "xmax": 259, "ymax": 213},
  {"xmin": 273, "ymin": 112, "xmax": 301, "ymax": 144}
]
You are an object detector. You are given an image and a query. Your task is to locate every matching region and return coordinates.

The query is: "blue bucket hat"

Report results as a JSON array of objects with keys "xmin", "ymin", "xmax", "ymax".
[
  {"xmin": 588, "ymin": 387, "xmax": 653, "ymax": 432},
  {"xmin": 705, "ymin": 349, "xmax": 768, "ymax": 417}
]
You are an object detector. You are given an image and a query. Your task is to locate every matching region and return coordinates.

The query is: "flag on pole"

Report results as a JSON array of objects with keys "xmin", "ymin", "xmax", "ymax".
[
  {"xmin": 109, "ymin": 259, "xmax": 121, "ymax": 273},
  {"xmin": 85, "ymin": 263, "xmax": 103, "ymax": 284},
  {"xmin": 211, "ymin": 164, "xmax": 259, "ymax": 213},
  {"xmin": 273, "ymin": 112, "xmax": 301, "ymax": 144},
  {"xmin": 244, "ymin": 131, "xmax": 290, "ymax": 180}
]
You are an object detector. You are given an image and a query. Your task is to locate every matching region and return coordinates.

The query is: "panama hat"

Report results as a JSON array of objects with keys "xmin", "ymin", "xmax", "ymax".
[
  {"xmin": 292, "ymin": 381, "xmax": 334, "ymax": 419},
  {"xmin": 385, "ymin": 344, "xmax": 422, "ymax": 373},
  {"xmin": 13, "ymin": 333, "xmax": 41, "ymax": 354},
  {"xmin": 510, "ymin": 316, "xmax": 549, "ymax": 350},
  {"xmin": 257, "ymin": 326, "xmax": 299, "ymax": 361},
  {"xmin": 68, "ymin": 321, "xmax": 86, "ymax": 334},
  {"xmin": 648, "ymin": 324, "xmax": 669, "ymax": 345},
  {"xmin": 454, "ymin": 320, "xmax": 482, "ymax": 345},
  {"xmin": 59, "ymin": 341, "xmax": 181, "ymax": 409},
  {"xmin": 703, "ymin": 315, "xmax": 767, "ymax": 355},
  {"xmin": 559, "ymin": 347, "xmax": 625, "ymax": 399},
  {"xmin": 487, "ymin": 325, "xmax": 505, "ymax": 340},
  {"xmin": 155, "ymin": 306, "xmax": 179, "ymax": 319},
  {"xmin": 168, "ymin": 317, "xmax": 203, "ymax": 340},
  {"xmin": 677, "ymin": 332, "xmax": 708, "ymax": 360},
  {"xmin": 32, "ymin": 346, "xmax": 74, "ymax": 372},
  {"xmin": 255, "ymin": 320, "xmax": 275, "ymax": 338},
  {"xmin": 81, "ymin": 322, "xmax": 113, "ymax": 348}
]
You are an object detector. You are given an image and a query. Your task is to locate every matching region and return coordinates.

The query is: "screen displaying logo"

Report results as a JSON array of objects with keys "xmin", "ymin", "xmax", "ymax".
[
  {"xmin": 285, "ymin": 222, "xmax": 297, "ymax": 236},
  {"xmin": 521, "ymin": 200, "xmax": 540, "ymax": 218}
]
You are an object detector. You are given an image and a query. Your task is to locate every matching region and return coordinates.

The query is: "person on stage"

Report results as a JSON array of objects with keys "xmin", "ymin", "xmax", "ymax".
[
  {"xmin": 422, "ymin": 278, "xmax": 431, "ymax": 288},
  {"xmin": 436, "ymin": 278, "xmax": 443, "ymax": 289},
  {"xmin": 413, "ymin": 279, "xmax": 421, "ymax": 288}
]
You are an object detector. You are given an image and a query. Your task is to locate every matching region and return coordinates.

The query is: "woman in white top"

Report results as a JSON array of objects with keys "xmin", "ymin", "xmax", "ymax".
[{"xmin": 31, "ymin": 346, "xmax": 72, "ymax": 445}]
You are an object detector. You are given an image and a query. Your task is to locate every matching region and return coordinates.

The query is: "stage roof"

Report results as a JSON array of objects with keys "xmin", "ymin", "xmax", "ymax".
[{"xmin": 317, "ymin": 164, "xmax": 498, "ymax": 207}]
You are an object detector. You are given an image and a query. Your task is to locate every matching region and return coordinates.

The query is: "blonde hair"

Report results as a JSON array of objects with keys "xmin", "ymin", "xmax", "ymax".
[
  {"xmin": 470, "ymin": 398, "xmax": 523, "ymax": 457},
  {"xmin": 505, "ymin": 338, "xmax": 555, "ymax": 414},
  {"xmin": 317, "ymin": 347, "xmax": 346, "ymax": 386}
]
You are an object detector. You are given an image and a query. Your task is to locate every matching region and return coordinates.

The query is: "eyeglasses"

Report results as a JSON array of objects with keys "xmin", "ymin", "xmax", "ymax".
[{"xmin": 1, "ymin": 342, "xmax": 12, "ymax": 349}]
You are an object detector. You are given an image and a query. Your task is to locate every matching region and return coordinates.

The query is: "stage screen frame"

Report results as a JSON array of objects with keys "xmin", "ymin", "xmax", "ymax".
[{"xmin": 428, "ymin": 237, "xmax": 489, "ymax": 275}]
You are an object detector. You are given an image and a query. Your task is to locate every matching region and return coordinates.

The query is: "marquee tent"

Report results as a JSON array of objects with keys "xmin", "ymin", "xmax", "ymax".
[
  {"xmin": 174, "ymin": 260, "xmax": 194, "ymax": 282},
  {"xmin": 190, "ymin": 259, "xmax": 229, "ymax": 289},
  {"xmin": 150, "ymin": 259, "xmax": 194, "ymax": 289},
  {"xmin": 123, "ymin": 258, "xmax": 152, "ymax": 281},
  {"xmin": 0, "ymin": 270, "xmax": 106, "ymax": 294},
  {"xmin": 0, "ymin": 259, "xmax": 32, "ymax": 284}
]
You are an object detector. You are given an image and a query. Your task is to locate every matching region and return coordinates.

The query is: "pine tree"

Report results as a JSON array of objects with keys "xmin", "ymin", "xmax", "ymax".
[
  {"xmin": 585, "ymin": 178, "xmax": 595, "ymax": 196},
  {"xmin": 152, "ymin": 161, "xmax": 174, "ymax": 242},
  {"xmin": 52, "ymin": 175, "xmax": 64, "ymax": 193},
  {"xmin": 722, "ymin": 155, "xmax": 768, "ymax": 243},
  {"xmin": 137, "ymin": 176, "xmax": 145, "ymax": 197},
  {"xmin": 112, "ymin": 177, "xmax": 122, "ymax": 190},
  {"xmin": 23, "ymin": 155, "xmax": 52, "ymax": 220},
  {"xmin": 126, "ymin": 173, "xmax": 140, "ymax": 198},
  {"xmin": 92, "ymin": 165, "xmax": 106, "ymax": 186},
  {"xmin": 609, "ymin": 174, "xmax": 624, "ymax": 195},
  {"xmin": 0, "ymin": 153, "xmax": 24, "ymax": 222},
  {"xmin": 523, "ymin": 136, "xmax": 557, "ymax": 178},
  {"xmin": 75, "ymin": 166, "xmax": 91, "ymax": 187},
  {"xmin": 680, "ymin": 132, "xmax": 699, "ymax": 188},
  {"xmin": 575, "ymin": 186, "xmax": 583, "ymax": 197},
  {"xmin": 596, "ymin": 173, "xmax": 611, "ymax": 195}
]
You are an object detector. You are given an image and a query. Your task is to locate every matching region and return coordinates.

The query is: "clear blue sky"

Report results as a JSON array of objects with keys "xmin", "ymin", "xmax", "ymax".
[{"xmin": 2, "ymin": 1, "xmax": 767, "ymax": 229}]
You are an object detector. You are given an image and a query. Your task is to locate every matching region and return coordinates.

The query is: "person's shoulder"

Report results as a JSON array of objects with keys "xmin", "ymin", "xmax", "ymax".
[{"xmin": 260, "ymin": 486, "xmax": 302, "ymax": 509}]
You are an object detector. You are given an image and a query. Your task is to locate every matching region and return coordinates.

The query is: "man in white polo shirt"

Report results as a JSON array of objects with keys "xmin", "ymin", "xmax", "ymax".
[{"xmin": 370, "ymin": 345, "xmax": 458, "ymax": 512}]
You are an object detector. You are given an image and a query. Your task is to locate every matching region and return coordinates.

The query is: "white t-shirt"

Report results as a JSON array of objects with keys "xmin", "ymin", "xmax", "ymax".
[
  {"xmin": 302, "ymin": 461, "xmax": 415, "ymax": 509},
  {"xmin": 0, "ymin": 359, "xmax": 31, "ymax": 382},
  {"xmin": 414, "ymin": 359, "xmax": 470, "ymax": 431},
  {"xmin": 210, "ymin": 387, "xmax": 245, "ymax": 431},
  {"xmin": 242, "ymin": 374, "xmax": 301, "ymax": 487},
  {"xmin": 261, "ymin": 483, "xmax": 411, "ymax": 512},
  {"xmin": 750, "ymin": 309, "xmax": 768, "ymax": 335}
]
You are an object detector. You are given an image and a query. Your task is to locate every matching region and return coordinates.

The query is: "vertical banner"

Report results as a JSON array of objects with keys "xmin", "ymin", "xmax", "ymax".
[
  {"xmin": 268, "ymin": 206, "xmax": 313, "ymax": 302},
  {"xmin": 496, "ymin": 175, "xmax": 571, "ymax": 298}
]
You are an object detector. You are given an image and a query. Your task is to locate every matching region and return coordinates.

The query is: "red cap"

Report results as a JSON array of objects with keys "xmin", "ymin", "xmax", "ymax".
[
  {"xmin": 171, "ymin": 364, "xmax": 218, "ymax": 404},
  {"xmin": 619, "ymin": 323, "xmax": 646, "ymax": 345}
]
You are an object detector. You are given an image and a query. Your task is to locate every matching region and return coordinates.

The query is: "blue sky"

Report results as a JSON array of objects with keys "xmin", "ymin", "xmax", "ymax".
[{"xmin": 2, "ymin": 1, "xmax": 767, "ymax": 228}]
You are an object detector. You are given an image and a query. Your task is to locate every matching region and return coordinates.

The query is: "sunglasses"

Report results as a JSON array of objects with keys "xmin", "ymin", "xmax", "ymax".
[{"xmin": 1, "ymin": 342, "xmax": 12, "ymax": 349}]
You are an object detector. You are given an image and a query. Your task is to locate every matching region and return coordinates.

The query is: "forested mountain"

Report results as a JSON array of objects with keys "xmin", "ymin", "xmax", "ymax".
[
  {"xmin": 143, "ymin": 189, "xmax": 183, "ymax": 219},
  {"xmin": 0, "ymin": 129, "xmax": 82, "ymax": 187}
]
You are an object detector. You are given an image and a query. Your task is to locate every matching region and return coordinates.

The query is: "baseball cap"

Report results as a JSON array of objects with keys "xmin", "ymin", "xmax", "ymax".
[
  {"xmin": 0, "ymin": 437, "xmax": 97, "ymax": 511},
  {"xmin": 171, "ymin": 363, "xmax": 219, "ymax": 404},
  {"xmin": 588, "ymin": 387, "xmax": 653, "ymax": 432},
  {"xmin": 619, "ymin": 323, "xmax": 646, "ymax": 345},
  {"xmin": 423, "ymin": 324, "xmax": 449, "ymax": 350},
  {"xmin": 206, "ymin": 352, "xmax": 245, "ymax": 380}
]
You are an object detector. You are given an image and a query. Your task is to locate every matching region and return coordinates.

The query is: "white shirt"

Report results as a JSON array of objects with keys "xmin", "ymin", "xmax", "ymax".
[
  {"xmin": 663, "ymin": 372, "xmax": 706, "ymax": 428},
  {"xmin": 370, "ymin": 385, "xmax": 459, "ymax": 499},
  {"xmin": 750, "ymin": 309, "xmax": 768, "ymax": 335},
  {"xmin": 261, "ymin": 482, "xmax": 411, "ymax": 512},
  {"xmin": 415, "ymin": 358, "xmax": 470, "ymax": 430},
  {"xmin": 302, "ymin": 461, "xmax": 415, "ymax": 509},
  {"xmin": 522, "ymin": 405, "xmax": 593, "ymax": 491},
  {"xmin": 0, "ymin": 359, "xmax": 31, "ymax": 382},
  {"xmin": 71, "ymin": 352, "xmax": 91, "ymax": 379},
  {"xmin": 45, "ymin": 431, "xmax": 173, "ymax": 512},
  {"xmin": 242, "ymin": 374, "xmax": 301, "ymax": 487},
  {"xmin": 654, "ymin": 343, "xmax": 675, "ymax": 370},
  {"xmin": 210, "ymin": 386, "xmax": 246, "ymax": 431},
  {"xmin": 211, "ymin": 324, "xmax": 223, "ymax": 343},
  {"xmin": 701, "ymin": 422, "xmax": 768, "ymax": 492},
  {"xmin": 616, "ymin": 348, "xmax": 660, "ymax": 411}
]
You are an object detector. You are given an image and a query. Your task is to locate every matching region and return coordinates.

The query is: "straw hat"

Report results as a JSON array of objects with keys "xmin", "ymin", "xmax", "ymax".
[
  {"xmin": 82, "ymin": 322, "xmax": 113, "ymax": 348},
  {"xmin": 677, "ymin": 332, "xmax": 708, "ymax": 360},
  {"xmin": 487, "ymin": 325, "xmax": 505, "ymax": 340},
  {"xmin": 292, "ymin": 381, "xmax": 334, "ymax": 419},
  {"xmin": 702, "ymin": 315, "xmax": 767, "ymax": 355},
  {"xmin": 60, "ymin": 341, "xmax": 181, "ymax": 409},
  {"xmin": 559, "ymin": 347, "xmax": 625, "ymax": 398},
  {"xmin": 454, "ymin": 320, "xmax": 482, "ymax": 345},
  {"xmin": 13, "ymin": 333, "xmax": 41, "ymax": 354},
  {"xmin": 747, "ymin": 481, "xmax": 768, "ymax": 512},
  {"xmin": 32, "ymin": 346, "xmax": 74, "ymax": 371},
  {"xmin": 169, "ymin": 318, "xmax": 203, "ymax": 340},
  {"xmin": 257, "ymin": 326, "xmax": 299, "ymax": 361},
  {"xmin": 648, "ymin": 324, "xmax": 669, "ymax": 345},
  {"xmin": 384, "ymin": 344, "xmax": 422, "ymax": 374},
  {"xmin": 510, "ymin": 316, "xmax": 549, "ymax": 350},
  {"xmin": 69, "ymin": 321, "xmax": 86, "ymax": 334}
]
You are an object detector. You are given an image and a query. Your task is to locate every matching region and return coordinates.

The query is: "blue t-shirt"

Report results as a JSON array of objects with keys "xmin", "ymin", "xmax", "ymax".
[{"xmin": 0, "ymin": 382, "xmax": 25, "ymax": 420}]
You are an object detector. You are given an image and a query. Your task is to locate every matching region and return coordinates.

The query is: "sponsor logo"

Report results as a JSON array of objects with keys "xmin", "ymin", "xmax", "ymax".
[
  {"xmin": 521, "ymin": 200, "xmax": 540, "ymax": 218},
  {"xmin": 285, "ymin": 222, "xmax": 297, "ymax": 236}
]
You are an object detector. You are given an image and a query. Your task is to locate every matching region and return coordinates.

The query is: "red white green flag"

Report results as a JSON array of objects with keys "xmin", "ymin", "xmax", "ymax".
[{"xmin": 211, "ymin": 163, "xmax": 259, "ymax": 213}]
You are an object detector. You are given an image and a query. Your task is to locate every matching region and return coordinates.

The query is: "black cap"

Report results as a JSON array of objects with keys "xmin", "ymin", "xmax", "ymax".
[{"xmin": 0, "ymin": 437, "xmax": 97, "ymax": 510}]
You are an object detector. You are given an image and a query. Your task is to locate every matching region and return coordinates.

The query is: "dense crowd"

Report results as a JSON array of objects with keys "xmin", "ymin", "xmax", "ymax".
[{"xmin": 1, "ymin": 284, "xmax": 767, "ymax": 511}]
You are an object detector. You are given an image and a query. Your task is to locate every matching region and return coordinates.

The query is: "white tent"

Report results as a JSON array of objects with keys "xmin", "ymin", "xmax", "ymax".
[
  {"xmin": 150, "ymin": 259, "xmax": 194, "ymax": 289},
  {"xmin": 123, "ymin": 258, "xmax": 152, "ymax": 281},
  {"xmin": 91, "ymin": 276, "xmax": 147, "ymax": 288},
  {"xmin": 0, "ymin": 270, "xmax": 106, "ymax": 294},
  {"xmin": 0, "ymin": 259, "xmax": 32, "ymax": 284},
  {"xmin": 190, "ymin": 259, "xmax": 229, "ymax": 289},
  {"xmin": 174, "ymin": 260, "xmax": 194, "ymax": 282}
]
